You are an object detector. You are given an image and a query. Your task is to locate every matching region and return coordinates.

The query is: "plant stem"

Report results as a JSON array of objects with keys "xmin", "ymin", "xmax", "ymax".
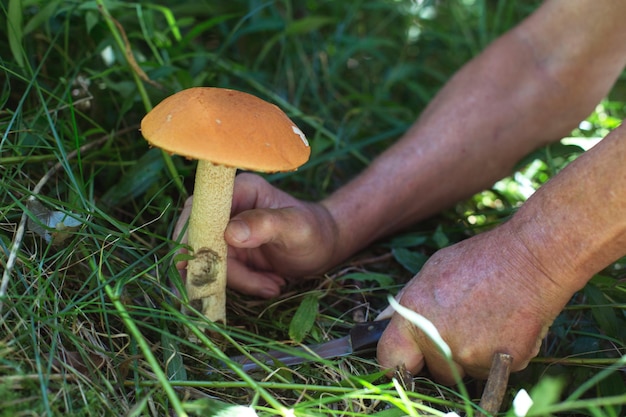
[
  {"xmin": 165, "ymin": 305, "xmax": 295, "ymax": 416},
  {"xmin": 95, "ymin": 0, "xmax": 185, "ymax": 195},
  {"xmin": 95, "ymin": 253, "xmax": 187, "ymax": 417}
]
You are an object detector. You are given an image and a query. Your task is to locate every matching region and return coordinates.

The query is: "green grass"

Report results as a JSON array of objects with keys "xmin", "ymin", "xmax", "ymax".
[{"xmin": 1, "ymin": 0, "xmax": 626, "ymax": 416}]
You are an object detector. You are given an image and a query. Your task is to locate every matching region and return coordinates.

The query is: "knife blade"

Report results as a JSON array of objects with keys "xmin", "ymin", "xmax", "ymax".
[{"xmin": 228, "ymin": 318, "xmax": 391, "ymax": 372}]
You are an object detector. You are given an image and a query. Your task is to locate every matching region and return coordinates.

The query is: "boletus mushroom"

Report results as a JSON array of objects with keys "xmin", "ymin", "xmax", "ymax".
[{"xmin": 141, "ymin": 87, "xmax": 310, "ymax": 323}]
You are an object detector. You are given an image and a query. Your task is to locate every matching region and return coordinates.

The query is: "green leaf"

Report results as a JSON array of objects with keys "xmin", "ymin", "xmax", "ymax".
[
  {"xmin": 179, "ymin": 13, "xmax": 239, "ymax": 48},
  {"xmin": 589, "ymin": 273, "xmax": 620, "ymax": 288},
  {"xmin": 173, "ymin": 252, "xmax": 194, "ymax": 263},
  {"xmin": 597, "ymin": 372, "xmax": 625, "ymax": 417},
  {"xmin": 431, "ymin": 224, "xmax": 449, "ymax": 249},
  {"xmin": 22, "ymin": 1, "xmax": 60, "ymax": 36},
  {"xmin": 389, "ymin": 233, "xmax": 428, "ymax": 248},
  {"xmin": 7, "ymin": 0, "xmax": 24, "ymax": 68},
  {"xmin": 99, "ymin": 148, "xmax": 165, "ymax": 207},
  {"xmin": 285, "ymin": 16, "xmax": 336, "ymax": 35},
  {"xmin": 584, "ymin": 283, "xmax": 619, "ymax": 339},
  {"xmin": 26, "ymin": 198, "xmax": 83, "ymax": 245},
  {"xmin": 162, "ymin": 334, "xmax": 187, "ymax": 381},
  {"xmin": 85, "ymin": 9, "xmax": 99, "ymax": 33},
  {"xmin": 392, "ymin": 248, "xmax": 428, "ymax": 274},
  {"xmin": 126, "ymin": 395, "xmax": 151, "ymax": 417},
  {"xmin": 338, "ymin": 272, "xmax": 394, "ymax": 287},
  {"xmin": 371, "ymin": 407, "xmax": 410, "ymax": 417},
  {"xmin": 184, "ymin": 398, "xmax": 258, "ymax": 417},
  {"xmin": 289, "ymin": 294, "xmax": 319, "ymax": 343},
  {"xmin": 527, "ymin": 376, "xmax": 565, "ymax": 414},
  {"xmin": 145, "ymin": 4, "xmax": 182, "ymax": 41}
]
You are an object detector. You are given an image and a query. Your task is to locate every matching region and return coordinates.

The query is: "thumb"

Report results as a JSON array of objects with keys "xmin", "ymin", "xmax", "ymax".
[
  {"xmin": 225, "ymin": 217, "xmax": 254, "ymax": 246},
  {"xmin": 377, "ymin": 315, "xmax": 425, "ymax": 376},
  {"xmin": 225, "ymin": 207, "xmax": 298, "ymax": 248},
  {"xmin": 378, "ymin": 314, "xmax": 465, "ymax": 385}
]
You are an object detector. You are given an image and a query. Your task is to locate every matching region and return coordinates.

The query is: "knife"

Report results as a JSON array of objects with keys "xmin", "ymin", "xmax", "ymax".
[{"xmin": 228, "ymin": 318, "xmax": 391, "ymax": 372}]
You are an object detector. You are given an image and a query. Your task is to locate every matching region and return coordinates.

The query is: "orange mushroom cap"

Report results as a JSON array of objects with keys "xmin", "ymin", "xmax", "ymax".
[{"xmin": 141, "ymin": 87, "xmax": 311, "ymax": 172}]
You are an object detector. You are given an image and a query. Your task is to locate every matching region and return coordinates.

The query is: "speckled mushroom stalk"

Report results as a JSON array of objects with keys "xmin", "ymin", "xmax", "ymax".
[{"xmin": 186, "ymin": 160, "xmax": 235, "ymax": 323}]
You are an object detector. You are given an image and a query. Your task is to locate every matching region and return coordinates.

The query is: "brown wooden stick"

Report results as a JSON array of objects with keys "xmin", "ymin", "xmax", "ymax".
[{"xmin": 477, "ymin": 353, "xmax": 513, "ymax": 417}]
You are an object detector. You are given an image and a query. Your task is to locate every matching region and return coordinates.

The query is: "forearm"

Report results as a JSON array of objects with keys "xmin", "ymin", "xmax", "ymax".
[
  {"xmin": 511, "ymin": 122, "xmax": 626, "ymax": 293},
  {"xmin": 322, "ymin": 0, "xmax": 626, "ymax": 265}
]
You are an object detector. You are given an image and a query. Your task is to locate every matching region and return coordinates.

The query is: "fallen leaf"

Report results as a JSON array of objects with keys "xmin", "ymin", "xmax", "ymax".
[{"xmin": 27, "ymin": 198, "xmax": 83, "ymax": 244}]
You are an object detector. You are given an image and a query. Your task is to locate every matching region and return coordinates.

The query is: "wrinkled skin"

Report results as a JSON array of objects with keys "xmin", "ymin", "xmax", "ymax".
[{"xmin": 376, "ymin": 227, "xmax": 570, "ymax": 384}]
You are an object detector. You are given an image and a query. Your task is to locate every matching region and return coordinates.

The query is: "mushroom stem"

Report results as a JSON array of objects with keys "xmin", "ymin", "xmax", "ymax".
[{"xmin": 186, "ymin": 160, "xmax": 236, "ymax": 323}]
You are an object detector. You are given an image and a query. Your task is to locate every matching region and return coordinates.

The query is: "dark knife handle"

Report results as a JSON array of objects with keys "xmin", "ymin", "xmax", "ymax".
[{"xmin": 348, "ymin": 318, "xmax": 391, "ymax": 353}]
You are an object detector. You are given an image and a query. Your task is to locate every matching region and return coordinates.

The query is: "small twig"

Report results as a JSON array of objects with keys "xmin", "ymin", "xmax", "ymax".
[
  {"xmin": 393, "ymin": 363, "xmax": 414, "ymax": 392},
  {"xmin": 347, "ymin": 252, "xmax": 395, "ymax": 267},
  {"xmin": 532, "ymin": 355, "xmax": 625, "ymax": 367},
  {"xmin": 0, "ymin": 128, "xmax": 133, "ymax": 312},
  {"xmin": 477, "ymin": 353, "xmax": 513, "ymax": 417},
  {"xmin": 109, "ymin": 13, "xmax": 163, "ymax": 90}
]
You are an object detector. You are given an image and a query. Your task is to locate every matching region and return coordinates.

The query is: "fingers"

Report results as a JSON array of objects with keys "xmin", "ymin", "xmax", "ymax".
[
  {"xmin": 175, "ymin": 251, "xmax": 284, "ymax": 299},
  {"xmin": 176, "ymin": 173, "xmax": 278, "ymax": 244},
  {"xmin": 225, "ymin": 207, "xmax": 308, "ymax": 249},
  {"xmin": 421, "ymin": 347, "xmax": 465, "ymax": 385},
  {"xmin": 378, "ymin": 314, "xmax": 425, "ymax": 375},
  {"xmin": 227, "ymin": 258, "xmax": 286, "ymax": 298},
  {"xmin": 378, "ymin": 314, "xmax": 465, "ymax": 386},
  {"xmin": 228, "ymin": 173, "xmax": 313, "ymax": 249},
  {"xmin": 231, "ymin": 173, "xmax": 277, "ymax": 215},
  {"xmin": 225, "ymin": 213, "xmax": 272, "ymax": 248},
  {"xmin": 175, "ymin": 196, "xmax": 193, "ymax": 241}
]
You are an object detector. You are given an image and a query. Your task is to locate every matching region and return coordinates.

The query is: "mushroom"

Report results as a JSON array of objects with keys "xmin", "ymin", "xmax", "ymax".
[{"xmin": 141, "ymin": 87, "xmax": 310, "ymax": 323}]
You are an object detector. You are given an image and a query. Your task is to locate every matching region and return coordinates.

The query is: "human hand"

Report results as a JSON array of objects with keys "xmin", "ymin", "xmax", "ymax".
[
  {"xmin": 174, "ymin": 173, "xmax": 339, "ymax": 298},
  {"xmin": 376, "ymin": 224, "xmax": 574, "ymax": 384}
]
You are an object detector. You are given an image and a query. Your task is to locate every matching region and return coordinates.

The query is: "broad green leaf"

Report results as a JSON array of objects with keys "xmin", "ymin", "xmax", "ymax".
[
  {"xmin": 527, "ymin": 376, "xmax": 565, "ymax": 415},
  {"xmin": 389, "ymin": 233, "xmax": 428, "ymax": 248},
  {"xmin": 22, "ymin": 1, "xmax": 60, "ymax": 36},
  {"xmin": 285, "ymin": 16, "xmax": 336, "ymax": 35},
  {"xmin": 589, "ymin": 273, "xmax": 620, "ymax": 288},
  {"xmin": 85, "ymin": 10, "xmax": 99, "ymax": 33},
  {"xmin": 584, "ymin": 283, "xmax": 619, "ymax": 339},
  {"xmin": 8, "ymin": 0, "xmax": 24, "ymax": 68},
  {"xmin": 597, "ymin": 372, "xmax": 625, "ymax": 417},
  {"xmin": 431, "ymin": 224, "xmax": 449, "ymax": 249},
  {"xmin": 392, "ymin": 247, "xmax": 428, "ymax": 274},
  {"xmin": 99, "ymin": 148, "xmax": 164, "ymax": 207},
  {"xmin": 162, "ymin": 334, "xmax": 187, "ymax": 381},
  {"xmin": 338, "ymin": 272, "xmax": 394, "ymax": 287},
  {"xmin": 289, "ymin": 293, "xmax": 318, "ymax": 343}
]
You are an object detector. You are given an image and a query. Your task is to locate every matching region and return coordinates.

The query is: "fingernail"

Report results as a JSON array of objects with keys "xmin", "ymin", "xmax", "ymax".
[
  {"xmin": 227, "ymin": 219, "xmax": 250, "ymax": 243},
  {"xmin": 260, "ymin": 287, "xmax": 278, "ymax": 298}
]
